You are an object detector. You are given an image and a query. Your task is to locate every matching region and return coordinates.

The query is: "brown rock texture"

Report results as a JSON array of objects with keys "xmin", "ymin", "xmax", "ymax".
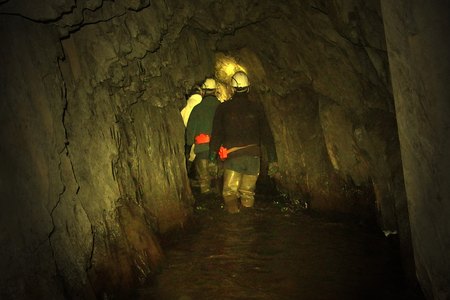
[{"xmin": 1, "ymin": 0, "xmax": 447, "ymax": 298}]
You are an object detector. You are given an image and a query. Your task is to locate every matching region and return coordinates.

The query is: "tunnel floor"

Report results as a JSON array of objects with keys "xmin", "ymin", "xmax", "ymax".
[{"xmin": 138, "ymin": 183, "xmax": 424, "ymax": 300}]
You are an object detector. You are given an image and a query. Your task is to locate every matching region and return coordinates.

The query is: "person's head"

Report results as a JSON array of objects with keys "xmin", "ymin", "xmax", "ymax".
[
  {"xmin": 190, "ymin": 85, "xmax": 203, "ymax": 96},
  {"xmin": 201, "ymin": 78, "xmax": 217, "ymax": 96},
  {"xmin": 231, "ymin": 71, "xmax": 250, "ymax": 93}
]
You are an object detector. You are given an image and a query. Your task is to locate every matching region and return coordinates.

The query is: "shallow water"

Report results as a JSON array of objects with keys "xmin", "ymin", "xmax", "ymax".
[{"xmin": 138, "ymin": 192, "xmax": 424, "ymax": 300}]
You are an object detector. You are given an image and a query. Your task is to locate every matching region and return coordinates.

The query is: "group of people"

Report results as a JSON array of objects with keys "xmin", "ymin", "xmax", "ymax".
[{"xmin": 181, "ymin": 71, "xmax": 279, "ymax": 214}]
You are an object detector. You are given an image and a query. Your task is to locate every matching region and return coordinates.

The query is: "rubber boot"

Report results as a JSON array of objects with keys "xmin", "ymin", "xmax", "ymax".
[
  {"xmin": 222, "ymin": 169, "xmax": 242, "ymax": 213},
  {"xmin": 239, "ymin": 174, "xmax": 258, "ymax": 208},
  {"xmin": 196, "ymin": 159, "xmax": 211, "ymax": 194}
]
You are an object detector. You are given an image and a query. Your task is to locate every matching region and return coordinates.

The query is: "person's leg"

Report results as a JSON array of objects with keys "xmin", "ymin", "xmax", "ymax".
[
  {"xmin": 185, "ymin": 145, "xmax": 196, "ymax": 179},
  {"xmin": 195, "ymin": 158, "xmax": 211, "ymax": 194},
  {"xmin": 212, "ymin": 160, "xmax": 224, "ymax": 195},
  {"xmin": 238, "ymin": 156, "xmax": 260, "ymax": 208},
  {"xmin": 239, "ymin": 175, "xmax": 258, "ymax": 208},
  {"xmin": 222, "ymin": 169, "xmax": 242, "ymax": 213}
]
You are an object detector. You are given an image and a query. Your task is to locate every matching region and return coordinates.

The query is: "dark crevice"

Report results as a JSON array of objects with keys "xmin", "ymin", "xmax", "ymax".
[
  {"xmin": 0, "ymin": 2, "xmax": 77, "ymax": 24},
  {"xmin": 61, "ymin": 11, "xmax": 128, "ymax": 37},
  {"xmin": 58, "ymin": 62, "xmax": 69, "ymax": 154},
  {"xmin": 86, "ymin": 225, "xmax": 95, "ymax": 271},
  {"xmin": 190, "ymin": 14, "xmax": 279, "ymax": 38},
  {"xmin": 57, "ymin": 56, "xmax": 81, "ymax": 194},
  {"xmin": 0, "ymin": 0, "xmax": 150, "ymax": 26},
  {"xmin": 148, "ymin": 27, "xmax": 168, "ymax": 54},
  {"xmin": 46, "ymin": 121, "xmax": 70, "ymax": 295},
  {"xmin": 85, "ymin": 224, "xmax": 96, "ymax": 293},
  {"xmin": 60, "ymin": 2, "xmax": 152, "ymax": 38},
  {"xmin": 45, "ymin": 57, "xmax": 75, "ymax": 298},
  {"xmin": 0, "ymin": 12, "xmax": 48, "ymax": 24},
  {"xmin": 310, "ymin": 4, "xmax": 329, "ymax": 15},
  {"xmin": 126, "ymin": 0, "xmax": 151, "ymax": 12}
]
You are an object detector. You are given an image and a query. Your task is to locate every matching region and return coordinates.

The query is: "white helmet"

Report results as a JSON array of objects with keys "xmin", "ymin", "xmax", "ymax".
[
  {"xmin": 231, "ymin": 71, "xmax": 250, "ymax": 88},
  {"xmin": 202, "ymin": 78, "xmax": 216, "ymax": 90}
]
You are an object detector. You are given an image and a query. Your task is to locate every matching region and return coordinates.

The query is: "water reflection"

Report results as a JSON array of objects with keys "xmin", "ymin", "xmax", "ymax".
[{"xmin": 139, "ymin": 195, "xmax": 423, "ymax": 300}]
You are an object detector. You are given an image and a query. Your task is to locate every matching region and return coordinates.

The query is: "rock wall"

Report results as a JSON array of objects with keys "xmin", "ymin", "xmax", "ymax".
[
  {"xmin": 381, "ymin": 1, "xmax": 450, "ymax": 298},
  {"xmin": 0, "ymin": 0, "xmax": 416, "ymax": 298},
  {"xmin": 0, "ymin": 16, "xmax": 70, "ymax": 300},
  {"xmin": 213, "ymin": 0, "xmax": 406, "ymax": 230},
  {"xmin": 0, "ymin": 1, "xmax": 206, "ymax": 298}
]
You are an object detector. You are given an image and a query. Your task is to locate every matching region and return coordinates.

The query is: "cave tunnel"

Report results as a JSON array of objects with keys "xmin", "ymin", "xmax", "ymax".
[{"xmin": 0, "ymin": 0, "xmax": 449, "ymax": 299}]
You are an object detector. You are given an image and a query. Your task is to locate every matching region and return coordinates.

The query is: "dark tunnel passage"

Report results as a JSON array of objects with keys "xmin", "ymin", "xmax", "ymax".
[{"xmin": 0, "ymin": 1, "xmax": 449, "ymax": 299}]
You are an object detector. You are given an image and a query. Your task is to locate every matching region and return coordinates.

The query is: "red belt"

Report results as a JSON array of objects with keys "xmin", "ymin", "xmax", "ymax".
[
  {"xmin": 195, "ymin": 133, "xmax": 210, "ymax": 144},
  {"xmin": 218, "ymin": 144, "xmax": 257, "ymax": 160}
]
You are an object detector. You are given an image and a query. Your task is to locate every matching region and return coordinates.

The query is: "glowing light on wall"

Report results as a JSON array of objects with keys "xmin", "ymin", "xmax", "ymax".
[{"xmin": 215, "ymin": 54, "xmax": 246, "ymax": 101}]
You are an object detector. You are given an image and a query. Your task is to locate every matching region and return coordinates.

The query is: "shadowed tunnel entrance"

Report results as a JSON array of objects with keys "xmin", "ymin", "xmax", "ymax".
[{"xmin": 0, "ymin": 1, "xmax": 449, "ymax": 299}]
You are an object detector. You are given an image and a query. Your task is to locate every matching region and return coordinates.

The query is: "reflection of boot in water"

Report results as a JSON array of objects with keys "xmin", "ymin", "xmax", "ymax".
[
  {"xmin": 239, "ymin": 175, "xmax": 258, "ymax": 208},
  {"xmin": 223, "ymin": 195, "xmax": 240, "ymax": 214}
]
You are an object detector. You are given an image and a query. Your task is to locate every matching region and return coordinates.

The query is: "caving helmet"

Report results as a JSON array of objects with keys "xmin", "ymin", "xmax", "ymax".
[
  {"xmin": 202, "ymin": 78, "xmax": 217, "ymax": 90},
  {"xmin": 231, "ymin": 71, "xmax": 250, "ymax": 88}
]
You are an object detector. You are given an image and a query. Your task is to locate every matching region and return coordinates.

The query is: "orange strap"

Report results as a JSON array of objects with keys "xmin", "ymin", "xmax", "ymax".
[
  {"xmin": 218, "ymin": 144, "xmax": 257, "ymax": 160},
  {"xmin": 219, "ymin": 146, "xmax": 228, "ymax": 160},
  {"xmin": 195, "ymin": 133, "xmax": 210, "ymax": 144}
]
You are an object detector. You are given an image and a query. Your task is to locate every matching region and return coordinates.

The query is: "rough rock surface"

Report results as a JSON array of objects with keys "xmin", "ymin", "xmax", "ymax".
[
  {"xmin": 1, "ymin": 0, "xmax": 444, "ymax": 298},
  {"xmin": 381, "ymin": 1, "xmax": 450, "ymax": 299}
]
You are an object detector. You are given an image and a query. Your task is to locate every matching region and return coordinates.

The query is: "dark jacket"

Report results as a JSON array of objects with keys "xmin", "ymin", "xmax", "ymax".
[
  {"xmin": 186, "ymin": 95, "xmax": 221, "ymax": 154},
  {"xmin": 210, "ymin": 92, "xmax": 277, "ymax": 162}
]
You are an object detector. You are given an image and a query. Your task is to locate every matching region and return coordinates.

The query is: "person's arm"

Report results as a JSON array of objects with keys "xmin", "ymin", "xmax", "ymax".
[
  {"xmin": 181, "ymin": 94, "xmax": 202, "ymax": 127},
  {"xmin": 186, "ymin": 108, "xmax": 197, "ymax": 146}
]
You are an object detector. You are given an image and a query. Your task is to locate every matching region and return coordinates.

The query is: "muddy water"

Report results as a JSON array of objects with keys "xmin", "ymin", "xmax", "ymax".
[{"xmin": 138, "ymin": 193, "xmax": 424, "ymax": 300}]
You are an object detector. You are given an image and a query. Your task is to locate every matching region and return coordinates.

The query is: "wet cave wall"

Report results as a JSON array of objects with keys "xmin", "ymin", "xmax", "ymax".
[
  {"xmin": 0, "ymin": 0, "xmax": 443, "ymax": 298},
  {"xmin": 381, "ymin": 1, "xmax": 450, "ymax": 299}
]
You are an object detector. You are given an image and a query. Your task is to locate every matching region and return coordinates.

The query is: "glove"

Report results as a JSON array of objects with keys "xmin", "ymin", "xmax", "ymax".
[
  {"xmin": 218, "ymin": 146, "xmax": 228, "ymax": 160},
  {"xmin": 267, "ymin": 162, "xmax": 280, "ymax": 177}
]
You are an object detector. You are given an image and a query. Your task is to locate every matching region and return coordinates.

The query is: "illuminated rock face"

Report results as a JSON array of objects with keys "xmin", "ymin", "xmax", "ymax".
[
  {"xmin": 381, "ymin": 2, "xmax": 450, "ymax": 299},
  {"xmin": 0, "ymin": 0, "xmax": 448, "ymax": 298}
]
